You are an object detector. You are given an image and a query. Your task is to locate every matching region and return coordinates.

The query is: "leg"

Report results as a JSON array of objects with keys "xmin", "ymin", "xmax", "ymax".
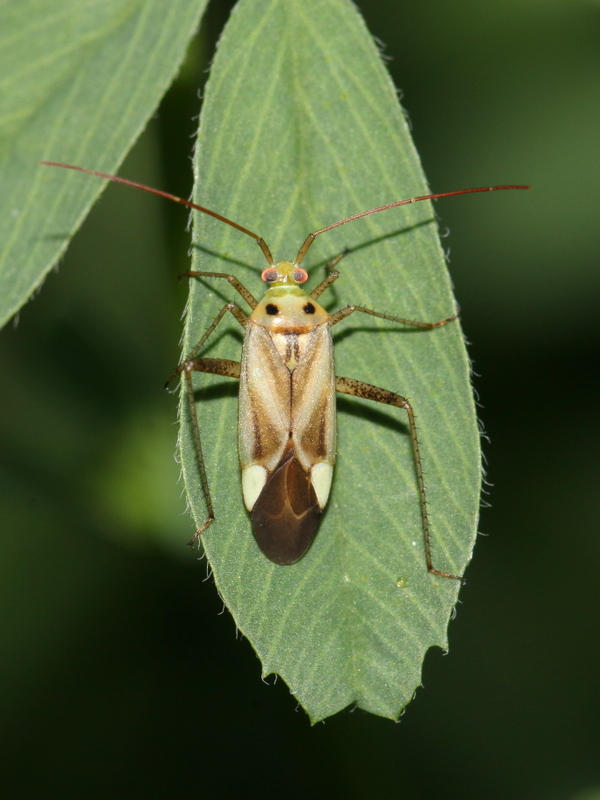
[
  {"xmin": 165, "ymin": 301, "xmax": 246, "ymax": 546},
  {"xmin": 310, "ymin": 249, "xmax": 350, "ymax": 299},
  {"xmin": 330, "ymin": 304, "xmax": 457, "ymax": 330},
  {"xmin": 181, "ymin": 357, "xmax": 241, "ymax": 547},
  {"xmin": 179, "ymin": 270, "xmax": 258, "ymax": 309},
  {"xmin": 164, "ymin": 302, "xmax": 247, "ymax": 386},
  {"xmin": 336, "ymin": 375, "xmax": 462, "ymax": 581}
]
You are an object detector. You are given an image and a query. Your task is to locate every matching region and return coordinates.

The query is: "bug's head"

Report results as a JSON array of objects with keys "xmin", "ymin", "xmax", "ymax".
[{"xmin": 261, "ymin": 260, "xmax": 308, "ymax": 288}]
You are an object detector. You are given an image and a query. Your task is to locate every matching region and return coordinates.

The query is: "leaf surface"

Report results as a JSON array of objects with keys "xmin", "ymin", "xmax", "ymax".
[
  {"xmin": 182, "ymin": 0, "xmax": 480, "ymax": 721},
  {"xmin": 0, "ymin": 0, "xmax": 207, "ymax": 326}
]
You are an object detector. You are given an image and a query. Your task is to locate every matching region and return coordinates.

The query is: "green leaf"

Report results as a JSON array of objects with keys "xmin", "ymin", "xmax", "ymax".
[
  {"xmin": 0, "ymin": 0, "xmax": 208, "ymax": 327},
  {"xmin": 182, "ymin": 0, "xmax": 480, "ymax": 722}
]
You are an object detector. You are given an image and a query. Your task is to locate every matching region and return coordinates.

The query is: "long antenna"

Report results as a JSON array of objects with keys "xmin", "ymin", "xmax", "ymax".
[
  {"xmin": 294, "ymin": 185, "xmax": 530, "ymax": 265},
  {"xmin": 41, "ymin": 162, "xmax": 275, "ymax": 265},
  {"xmin": 42, "ymin": 163, "xmax": 529, "ymax": 269}
]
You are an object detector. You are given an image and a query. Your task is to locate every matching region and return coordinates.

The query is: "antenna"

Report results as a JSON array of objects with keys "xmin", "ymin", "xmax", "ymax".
[
  {"xmin": 41, "ymin": 162, "xmax": 275, "ymax": 265},
  {"xmin": 294, "ymin": 185, "xmax": 530, "ymax": 265}
]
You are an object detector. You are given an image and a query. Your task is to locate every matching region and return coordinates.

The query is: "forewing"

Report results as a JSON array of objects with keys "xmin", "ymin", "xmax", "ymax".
[
  {"xmin": 251, "ymin": 450, "xmax": 322, "ymax": 565},
  {"xmin": 291, "ymin": 323, "xmax": 336, "ymax": 472},
  {"xmin": 238, "ymin": 323, "xmax": 292, "ymax": 474}
]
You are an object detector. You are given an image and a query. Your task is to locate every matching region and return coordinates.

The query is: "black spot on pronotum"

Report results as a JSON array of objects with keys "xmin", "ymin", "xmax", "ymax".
[
  {"xmin": 266, "ymin": 304, "xmax": 279, "ymax": 315},
  {"xmin": 303, "ymin": 303, "xmax": 315, "ymax": 314}
]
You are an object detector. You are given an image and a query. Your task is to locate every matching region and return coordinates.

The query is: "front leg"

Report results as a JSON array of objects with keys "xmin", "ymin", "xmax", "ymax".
[
  {"xmin": 309, "ymin": 249, "xmax": 350, "ymax": 299},
  {"xmin": 178, "ymin": 270, "xmax": 259, "ymax": 309},
  {"xmin": 335, "ymin": 375, "xmax": 462, "ymax": 581}
]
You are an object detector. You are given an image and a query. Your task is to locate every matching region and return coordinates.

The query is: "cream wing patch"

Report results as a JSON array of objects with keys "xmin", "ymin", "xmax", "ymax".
[
  {"xmin": 242, "ymin": 465, "xmax": 268, "ymax": 511},
  {"xmin": 310, "ymin": 462, "xmax": 334, "ymax": 509}
]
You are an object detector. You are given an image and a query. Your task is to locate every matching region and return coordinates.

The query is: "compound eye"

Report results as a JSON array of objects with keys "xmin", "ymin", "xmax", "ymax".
[
  {"xmin": 261, "ymin": 268, "xmax": 279, "ymax": 283},
  {"xmin": 293, "ymin": 268, "xmax": 308, "ymax": 283}
]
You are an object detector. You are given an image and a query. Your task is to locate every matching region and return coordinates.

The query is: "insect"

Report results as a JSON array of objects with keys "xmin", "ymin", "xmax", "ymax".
[{"xmin": 42, "ymin": 161, "xmax": 528, "ymax": 575}]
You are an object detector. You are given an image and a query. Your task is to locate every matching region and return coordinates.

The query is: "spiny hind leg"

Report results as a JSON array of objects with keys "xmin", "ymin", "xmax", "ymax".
[
  {"xmin": 179, "ymin": 357, "xmax": 241, "ymax": 547},
  {"xmin": 165, "ymin": 299, "xmax": 245, "ymax": 547},
  {"xmin": 335, "ymin": 375, "xmax": 462, "ymax": 581}
]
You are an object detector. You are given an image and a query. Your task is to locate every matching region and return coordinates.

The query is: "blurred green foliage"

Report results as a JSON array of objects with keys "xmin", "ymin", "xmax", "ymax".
[
  {"xmin": 0, "ymin": 0, "xmax": 208, "ymax": 327},
  {"xmin": 1, "ymin": 0, "xmax": 599, "ymax": 798}
]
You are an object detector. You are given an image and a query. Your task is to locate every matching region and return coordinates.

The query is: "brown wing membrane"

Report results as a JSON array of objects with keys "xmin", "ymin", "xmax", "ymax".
[{"xmin": 251, "ymin": 447, "xmax": 322, "ymax": 565}]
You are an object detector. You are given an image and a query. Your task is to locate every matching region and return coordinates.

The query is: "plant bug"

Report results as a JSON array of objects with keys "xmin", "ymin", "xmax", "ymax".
[{"xmin": 42, "ymin": 161, "xmax": 528, "ymax": 575}]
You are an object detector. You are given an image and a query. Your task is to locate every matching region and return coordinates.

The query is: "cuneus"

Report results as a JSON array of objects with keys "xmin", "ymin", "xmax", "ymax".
[{"xmin": 42, "ymin": 162, "xmax": 529, "ymax": 575}]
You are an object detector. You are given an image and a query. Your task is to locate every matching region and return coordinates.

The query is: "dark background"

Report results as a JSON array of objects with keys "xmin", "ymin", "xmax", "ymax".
[{"xmin": 1, "ymin": 1, "xmax": 599, "ymax": 798}]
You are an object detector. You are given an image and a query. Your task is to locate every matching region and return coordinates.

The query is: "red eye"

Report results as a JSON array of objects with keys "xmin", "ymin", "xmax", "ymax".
[
  {"xmin": 261, "ymin": 268, "xmax": 279, "ymax": 283},
  {"xmin": 293, "ymin": 268, "xmax": 308, "ymax": 283}
]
